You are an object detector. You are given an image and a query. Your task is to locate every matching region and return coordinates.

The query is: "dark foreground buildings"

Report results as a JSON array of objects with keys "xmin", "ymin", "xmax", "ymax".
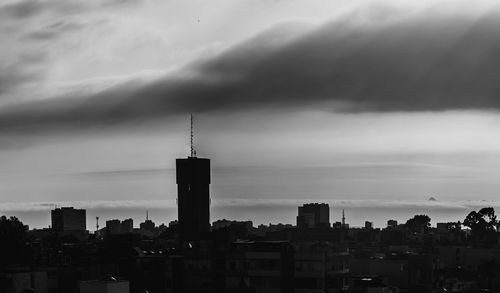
[{"xmin": 4, "ymin": 180, "xmax": 500, "ymax": 293}]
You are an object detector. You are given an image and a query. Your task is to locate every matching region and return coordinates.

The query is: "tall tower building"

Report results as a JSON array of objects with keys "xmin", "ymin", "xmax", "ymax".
[{"xmin": 176, "ymin": 115, "xmax": 211, "ymax": 241}]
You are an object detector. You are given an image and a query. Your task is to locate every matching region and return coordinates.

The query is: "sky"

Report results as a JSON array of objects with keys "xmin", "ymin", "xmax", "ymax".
[{"xmin": 2, "ymin": 0, "xmax": 500, "ymax": 224}]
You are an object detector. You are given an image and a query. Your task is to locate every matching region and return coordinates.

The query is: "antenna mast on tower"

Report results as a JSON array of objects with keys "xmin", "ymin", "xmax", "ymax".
[{"xmin": 190, "ymin": 114, "xmax": 196, "ymax": 157}]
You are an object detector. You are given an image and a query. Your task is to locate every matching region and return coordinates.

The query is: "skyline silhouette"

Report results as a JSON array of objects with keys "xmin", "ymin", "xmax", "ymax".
[
  {"xmin": 1, "ymin": 144, "xmax": 500, "ymax": 292},
  {"xmin": 2, "ymin": 1, "xmax": 500, "ymax": 291}
]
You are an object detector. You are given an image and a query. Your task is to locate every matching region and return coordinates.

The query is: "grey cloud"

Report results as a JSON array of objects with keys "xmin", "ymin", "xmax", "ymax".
[
  {"xmin": 100, "ymin": 0, "xmax": 144, "ymax": 8},
  {"xmin": 0, "ymin": 198, "xmax": 500, "ymax": 211},
  {"xmin": 2, "ymin": 6, "xmax": 500, "ymax": 131},
  {"xmin": 25, "ymin": 30, "xmax": 58, "ymax": 41},
  {"xmin": 0, "ymin": 50, "xmax": 48, "ymax": 96},
  {"xmin": 25, "ymin": 19, "xmax": 86, "ymax": 41},
  {"xmin": 2, "ymin": 198, "xmax": 499, "ymax": 212},
  {"xmin": 0, "ymin": 64, "xmax": 42, "ymax": 95},
  {"xmin": 0, "ymin": 0, "xmax": 139, "ymax": 19},
  {"xmin": 0, "ymin": 0, "xmax": 85, "ymax": 19},
  {"xmin": 1, "ymin": 0, "xmax": 50, "ymax": 18}
]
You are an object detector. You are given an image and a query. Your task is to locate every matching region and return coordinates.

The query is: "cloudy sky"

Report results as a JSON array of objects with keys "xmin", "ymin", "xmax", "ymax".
[{"xmin": 2, "ymin": 0, "xmax": 500, "ymax": 209}]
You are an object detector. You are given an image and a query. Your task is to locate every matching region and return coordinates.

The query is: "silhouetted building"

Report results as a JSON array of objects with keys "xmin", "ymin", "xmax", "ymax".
[
  {"xmin": 297, "ymin": 203, "xmax": 330, "ymax": 228},
  {"xmin": 106, "ymin": 218, "xmax": 133, "ymax": 235},
  {"xmin": 332, "ymin": 221, "xmax": 343, "ymax": 229},
  {"xmin": 365, "ymin": 221, "xmax": 373, "ymax": 229},
  {"xmin": 51, "ymin": 207, "xmax": 86, "ymax": 233},
  {"xmin": 106, "ymin": 219, "xmax": 121, "ymax": 234},
  {"xmin": 135, "ymin": 211, "xmax": 157, "ymax": 238},
  {"xmin": 212, "ymin": 219, "xmax": 253, "ymax": 231},
  {"xmin": 387, "ymin": 219, "xmax": 398, "ymax": 228},
  {"xmin": 436, "ymin": 222, "xmax": 448, "ymax": 231},
  {"xmin": 121, "ymin": 218, "xmax": 133, "ymax": 233},
  {"xmin": 140, "ymin": 219, "xmax": 155, "ymax": 231},
  {"xmin": 176, "ymin": 156, "xmax": 211, "ymax": 241}
]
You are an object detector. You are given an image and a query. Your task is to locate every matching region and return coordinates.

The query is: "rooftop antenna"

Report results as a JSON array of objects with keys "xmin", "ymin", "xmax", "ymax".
[
  {"xmin": 146, "ymin": 210, "xmax": 149, "ymax": 221},
  {"xmin": 342, "ymin": 209, "xmax": 345, "ymax": 226},
  {"xmin": 190, "ymin": 114, "xmax": 196, "ymax": 157},
  {"xmin": 96, "ymin": 216, "xmax": 99, "ymax": 232}
]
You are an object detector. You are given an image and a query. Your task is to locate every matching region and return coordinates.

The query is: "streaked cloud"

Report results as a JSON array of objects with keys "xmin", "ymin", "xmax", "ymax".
[
  {"xmin": 3, "ymin": 198, "xmax": 500, "ymax": 213},
  {"xmin": 24, "ymin": 19, "xmax": 87, "ymax": 41},
  {"xmin": 1, "ymin": 2, "xmax": 500, "ymax": 132}
]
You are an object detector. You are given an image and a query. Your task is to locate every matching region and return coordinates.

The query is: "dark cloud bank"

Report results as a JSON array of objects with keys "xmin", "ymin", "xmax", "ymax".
[{"xmin": 2, "ymin": 6, "xmax": 500, "ymax": 131}]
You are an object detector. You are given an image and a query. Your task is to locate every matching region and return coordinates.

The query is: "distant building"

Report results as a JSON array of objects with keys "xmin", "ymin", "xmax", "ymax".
[
  {"xmin": 365, "ymin": 221, "xmax": 373, "ymax": 229},
  {"xmin": 296, "ymin": 203, "xmax": 330, "ymax": 228},
  {"xmin": 436, "ymin": 222, "xmax": 448, "ymax": 231},
  {"xmin": 176, "ymin": 156, "xmax": 211, "ymax": 241},
  {"xmin": 106, "ymin": 219, "xmax": 121, "ymax": 234},
  {"xmin": 105, "ymin": 218, "xmax": 133, "ymax": 235},
  {"xmin": 140, "ymin": 219, "xmax": 155, "ymax": 231},
  {"xmin": 121, "ymin": 218, "xmax": 133, "ymax": 233},
  {"xmin": 387, "ymin": 219, "xmax": 398, "ymax": 228},
  {"xmin": 79, "ymin": 275, "xmax": 129, "ymax": 293},
  {"xmin": 212, "ymin": 219, "xmax": 253, "ymax": 230},
  {"xmin": 51, "ymin": 207, "xmax": 86, "ymax": 233},
  {"xmin": 212, "ymin": 220, "xmax": 254, "ymax": 242},
  {"xmin": 138, "ymin": 210, "xmax": 154, "ymax": 231}
]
